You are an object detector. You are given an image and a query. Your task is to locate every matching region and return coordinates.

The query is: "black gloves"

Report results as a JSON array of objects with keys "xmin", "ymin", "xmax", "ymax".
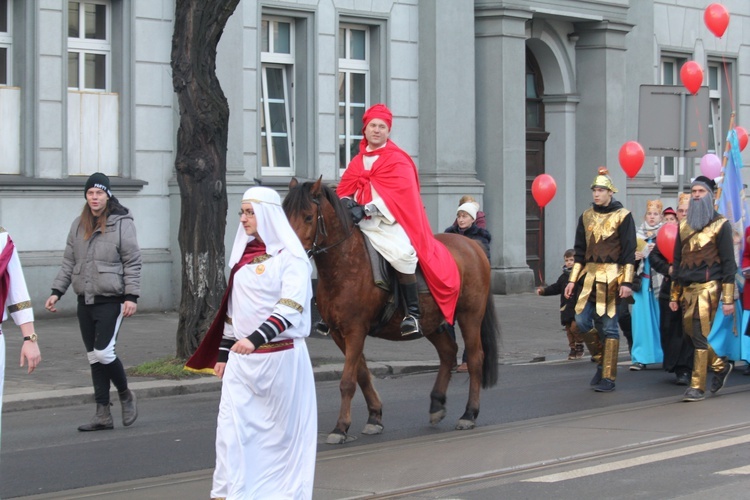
[{"xmin": 343, "ymin": 198, "xmax": 365, "ymax": 224}]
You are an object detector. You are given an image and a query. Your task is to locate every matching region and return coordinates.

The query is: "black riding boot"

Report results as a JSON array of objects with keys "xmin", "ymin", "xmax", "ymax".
[{"xmin": 400, "ymin": 280, "xmax": 422, "ymax": 336}]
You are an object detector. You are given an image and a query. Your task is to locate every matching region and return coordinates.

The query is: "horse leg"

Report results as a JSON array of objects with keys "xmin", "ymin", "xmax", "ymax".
[
  {"xmin": 456, "ymin": 318, "xmax": 484, "ymax": 430},
  {"xmin": 426, "ymin": 327, "xmax": 459, "ymax": 425},
  {"xmin": 326, "ymin": 331, "xmax": 367, "ymax": 444},
  {"xmin": 354, "ymin": 353, "xmax": 384, "ymax": 435}
]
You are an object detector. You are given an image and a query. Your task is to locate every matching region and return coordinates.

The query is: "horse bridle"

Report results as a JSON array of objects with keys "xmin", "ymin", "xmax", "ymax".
[{"xmin": 306, "ymin": 196, "xmax": 352, "ymax": 258}]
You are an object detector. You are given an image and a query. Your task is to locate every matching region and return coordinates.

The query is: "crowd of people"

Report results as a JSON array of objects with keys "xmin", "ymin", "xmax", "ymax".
[
  {"xmin": 3, "ymin": 103, "xmax": 748, "ymax": 499},
  {"xmin": 535, "ymin": 167, "xmax": 746, "ymax": 402}
]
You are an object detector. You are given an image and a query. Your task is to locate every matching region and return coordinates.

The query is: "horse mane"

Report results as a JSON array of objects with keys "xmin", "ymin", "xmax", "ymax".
[{"xmin": 283, "ymin": 181, "xmax": 353, "ymax": 232}]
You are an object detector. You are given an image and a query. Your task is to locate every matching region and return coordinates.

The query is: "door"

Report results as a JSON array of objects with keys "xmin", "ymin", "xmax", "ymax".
[{"xmin": 525, "ymin": 49, "xmax": 549, "ymax": 285}]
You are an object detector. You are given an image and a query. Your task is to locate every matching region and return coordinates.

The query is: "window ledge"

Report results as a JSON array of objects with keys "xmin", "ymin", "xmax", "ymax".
[{"xmin": 0, "ymin": 176, "xmax": 148, "ymax": 193}]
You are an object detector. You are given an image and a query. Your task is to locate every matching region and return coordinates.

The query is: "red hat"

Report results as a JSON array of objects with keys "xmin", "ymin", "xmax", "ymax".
[{"xmin": 362, "ymin": 103, "xmax": 393, "ymax": 132}]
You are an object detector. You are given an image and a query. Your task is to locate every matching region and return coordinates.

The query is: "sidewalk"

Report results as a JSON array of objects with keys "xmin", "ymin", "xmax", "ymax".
[{"xmin": 3, "ymin": 294, "xmax": 569, "ymax": 411}]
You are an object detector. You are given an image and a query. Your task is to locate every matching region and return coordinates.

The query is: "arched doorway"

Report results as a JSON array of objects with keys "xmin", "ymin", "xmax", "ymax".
[{"xmin": 525, "ymin": 49, "xmax": 549, "ymax": 286}]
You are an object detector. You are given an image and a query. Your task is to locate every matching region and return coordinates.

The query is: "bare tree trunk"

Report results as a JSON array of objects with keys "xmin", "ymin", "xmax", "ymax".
[{"xmin": 171, "ymin": 0, "xmax": 240, "ymax": 358}]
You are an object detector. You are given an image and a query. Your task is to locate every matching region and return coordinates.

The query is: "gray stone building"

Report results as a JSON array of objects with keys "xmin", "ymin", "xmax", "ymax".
[{"xmin": 0, "ymin": 0, "xmax": 747, "ymax": 313}]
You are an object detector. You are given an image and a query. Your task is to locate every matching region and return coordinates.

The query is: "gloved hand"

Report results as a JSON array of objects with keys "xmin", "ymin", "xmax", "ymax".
[
  {"xmin": 343, "ymin": 198, "xmax": 365, "ymax": 224},
  {"xmin": 364, "ymin": 204, "xmax": 381, "ymax": 217}
]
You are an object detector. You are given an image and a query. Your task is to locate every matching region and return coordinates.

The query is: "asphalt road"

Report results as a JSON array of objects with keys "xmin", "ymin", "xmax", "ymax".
[{"xmin": 4, "ymin": 359, "xmax": 749, "ymax": 498}]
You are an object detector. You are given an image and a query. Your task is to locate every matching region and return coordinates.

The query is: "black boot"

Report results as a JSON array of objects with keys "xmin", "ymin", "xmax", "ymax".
[
  {"xmin": 78, "ymin": 403, "xmax": 114, "ymax": 432},
  {"xmin": 400, "ymin": 280, "xmax": 422, "ymax": 336}
]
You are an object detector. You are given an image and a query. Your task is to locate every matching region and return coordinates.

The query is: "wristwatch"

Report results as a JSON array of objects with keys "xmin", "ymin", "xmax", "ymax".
[{"xmin": 23, "ymin": 333, "xmax": 38, "ymax": 343}]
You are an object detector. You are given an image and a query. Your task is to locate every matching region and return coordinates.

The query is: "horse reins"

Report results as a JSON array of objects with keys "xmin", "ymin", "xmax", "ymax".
[{"xmin": 307, "ymin": 196, "xmax": 352, "ymax": 258}]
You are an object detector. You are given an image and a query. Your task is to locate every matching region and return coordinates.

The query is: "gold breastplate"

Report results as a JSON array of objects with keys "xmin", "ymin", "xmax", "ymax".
[
  {"xmin": 678, "ymin": 217, "xmax": 725, "ymax": 269},
  {"xmin": 582, "ymin": 207, "xmax": 630, "ymax": 262}
]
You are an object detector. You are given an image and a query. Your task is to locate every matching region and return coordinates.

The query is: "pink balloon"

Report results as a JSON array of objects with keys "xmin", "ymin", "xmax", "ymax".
[{"xmin": 699, "ymin": 153, "xmax": 722, "ymax": 179}]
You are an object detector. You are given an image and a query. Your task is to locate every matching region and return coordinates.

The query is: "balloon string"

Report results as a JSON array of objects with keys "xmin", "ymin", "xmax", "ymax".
[
  {"xmin": 722, "ymin": 55, "xmax": 736, "ymax": 116},
  {"xmin": 537, "ymin": 206, "xmax": 545, "ymax": 286},
  {"xmin": 692, "ymin": 95, "xmax": 707, "ymax": 153}
]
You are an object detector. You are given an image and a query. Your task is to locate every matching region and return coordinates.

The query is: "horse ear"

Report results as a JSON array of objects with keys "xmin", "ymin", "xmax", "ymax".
[
  {"xmin": 311, "ymin": 176, "xmax": 323, "ymax": 197},
  {"xmin": 289, "ymin": 177, "xmax": 299, "ymax": 189}
]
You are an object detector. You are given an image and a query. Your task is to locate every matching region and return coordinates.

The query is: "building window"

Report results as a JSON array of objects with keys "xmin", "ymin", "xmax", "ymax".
[
  {"xmin": 338, "ymin": 25, "xmax": 369, "ymax": 172},
  {"xmin": 68, "ymin": 0, "xmax": 110, "ymax": 91},
  {"xmin": 0, "ymin": 0, "xmax": 19, "ymax": 175},
  {"xmin": 659, "ymin": 56, "xmax": 687, "ymax": 183},
  {"xmin": 67, "ymin": 0, "xmax": 118, "ymax": 176},
  {"xmin": 707, "ymin": 60, "xmax": 731, "ymax": 155},
  {"xmin": 0, "ymin": 0, "xmax": 10, "ymax": 86},
  {"xmin": 260, "ymin": 16, "xmax": 294, "ymax": 174}
]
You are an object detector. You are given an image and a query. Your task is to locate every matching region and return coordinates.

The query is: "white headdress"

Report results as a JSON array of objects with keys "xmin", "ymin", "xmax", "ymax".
[{"xmin": 229, "ymin": 187, "xmax": 310, "ymax": 273}]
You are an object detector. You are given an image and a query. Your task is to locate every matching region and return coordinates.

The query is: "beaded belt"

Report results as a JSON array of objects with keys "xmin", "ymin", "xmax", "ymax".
[{"xmin": 255, "ymin": 338, "xmax": 294, "ymax": 353}]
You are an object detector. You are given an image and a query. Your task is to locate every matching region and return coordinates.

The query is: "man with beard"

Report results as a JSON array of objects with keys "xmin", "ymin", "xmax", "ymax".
[
  {"xmin": 565, "ymin": 167, "xmax": 636, "ymax": 392},
  {"xmin": 669, "ymin": 176, "xmax": 736, "ymax": 402}
]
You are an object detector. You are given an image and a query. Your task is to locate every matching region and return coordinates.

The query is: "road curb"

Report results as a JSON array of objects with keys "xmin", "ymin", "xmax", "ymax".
[{"xmin": 2, "ymin": 362, "xmax": 443, "ymax": 413}]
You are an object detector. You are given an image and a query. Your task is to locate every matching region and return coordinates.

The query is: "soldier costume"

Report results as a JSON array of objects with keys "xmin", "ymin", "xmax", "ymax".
[
  {"xmin": 670, "ymin": 176, "xmax": 736, "ymax": 402},
  {"xmin": 567, "ymin": 167, "xmax": 636, "ymax": 392}
]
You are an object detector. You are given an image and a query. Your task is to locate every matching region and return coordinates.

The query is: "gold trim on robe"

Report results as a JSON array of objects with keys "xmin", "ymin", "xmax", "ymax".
[{"xmin": 278, "ymin": 298, "xmax": 303, "ymax": 313}]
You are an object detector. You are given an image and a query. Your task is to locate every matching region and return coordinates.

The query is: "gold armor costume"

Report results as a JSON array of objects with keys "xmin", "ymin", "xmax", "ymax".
[
  {"xmin": 571, "ymin": 207, "xmax": 636, "ymax": 318},
  {"xmin": 569, "ymin": 167, "xmax": 637, "ymax": 392},
  {"xmin": 670, "ymin": 213, "xmax": 736, "ymax": 397}
]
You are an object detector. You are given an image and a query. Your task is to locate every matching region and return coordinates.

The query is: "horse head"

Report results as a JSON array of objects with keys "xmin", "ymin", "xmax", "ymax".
[{"xmin": 284, "ymin": 177, "xmax": 353, "ymax": 257}]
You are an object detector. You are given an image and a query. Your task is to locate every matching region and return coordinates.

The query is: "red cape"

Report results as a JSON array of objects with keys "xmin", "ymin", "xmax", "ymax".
[
  {"xmin": 337, "ymin": 140, "xmax": 459, "ymax": 323},
  {"xmin": 0, "ymin": 235, "xmax": 15, "ymax": 313}
]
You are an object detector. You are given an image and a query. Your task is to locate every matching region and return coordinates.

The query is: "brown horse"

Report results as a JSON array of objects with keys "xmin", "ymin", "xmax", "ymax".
[{"xmin": 284, "ymin": 178, "xmax": 499, "ymax": 444}]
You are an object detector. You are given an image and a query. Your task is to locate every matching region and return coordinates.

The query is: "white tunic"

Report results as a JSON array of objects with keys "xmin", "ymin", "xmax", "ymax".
[
  {"xmin": 357, "ymin": 153, "xmax": 418, "ymax": 274},
  {"xmin": 0, "ymin": 230, "xmax": 35, "ymax": 446},
  {"xmin": 211, "ymin": 250, "xmax": 317, "ymax": 500}
]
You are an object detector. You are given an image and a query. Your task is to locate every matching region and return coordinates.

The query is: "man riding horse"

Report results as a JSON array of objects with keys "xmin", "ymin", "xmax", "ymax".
[{"xmin": 337, "ymin": 103, "xmax": 461, "ymax": 336}]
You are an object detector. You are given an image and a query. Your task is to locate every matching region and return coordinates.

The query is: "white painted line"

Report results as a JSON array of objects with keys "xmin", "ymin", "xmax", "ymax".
[
  {"xmin": 524, "ymin": 433, "xmax": 750, "ymax": 483},
  {"xmin": 716, "ymin": 465, "xmax": 750, "ymax": 476}
]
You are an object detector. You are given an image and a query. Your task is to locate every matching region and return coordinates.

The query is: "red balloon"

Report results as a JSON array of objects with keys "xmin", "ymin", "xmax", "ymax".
[
  {"xmin": 735, "ymin": 126, "xmax": 748, "ymax": 151},
  {"xmin": 680, "ymin": 61, "xmax": 704, "ymax": 95},
  {"xmin": 704, "ymin": 3, "xmax": 730, "ymax": 38},
  {"xmin": 531, "ymin": 174, "xmax": 557, "ymax": 208},
  {"xmin": 656, "ymin": 224, "xmax": 678, "ymax": 264},
  {"xmin": 618, "ymin": 141, "xmax": 645, "ymax": 178}
]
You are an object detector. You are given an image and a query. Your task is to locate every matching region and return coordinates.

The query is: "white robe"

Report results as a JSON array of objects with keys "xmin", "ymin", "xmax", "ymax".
[
  {"xmin": 211, "ymin": 250, "xmax": 317, "ymax": 500},
  {"xmin": 0, "ymin": 230, "xmax": 35, "ymax": 448}
]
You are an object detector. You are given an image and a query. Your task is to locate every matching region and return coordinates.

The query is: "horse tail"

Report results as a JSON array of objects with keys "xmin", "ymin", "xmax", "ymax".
[{"xmin": 480, "ymin": 292, "xmax": 500, "ymax": 388}]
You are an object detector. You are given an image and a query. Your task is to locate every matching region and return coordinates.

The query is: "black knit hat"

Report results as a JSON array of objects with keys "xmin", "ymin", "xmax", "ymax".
[
  {"xmin": 692, "ymin": 175, "xmax": 716, "ymax": 194},
  {"xmin": 84, "ymin": 172, "xmax": 112, "ymax": 198}
]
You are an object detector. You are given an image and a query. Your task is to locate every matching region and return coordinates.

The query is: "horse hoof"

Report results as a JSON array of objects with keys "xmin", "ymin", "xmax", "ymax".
[
  {"xmin": 362, "ymin": 423, "xmax": 384, "ymax": 435},
  {"xmin": 455, "ymin": 419, "xmax": 476, "ymax": 430},
  {"xmin": 326, "ymin": 432, "xmax": 358, "ymax": 444},
  {"xmin": 429, "ymin": 409, "xmax": 446, "ymax": 425}
]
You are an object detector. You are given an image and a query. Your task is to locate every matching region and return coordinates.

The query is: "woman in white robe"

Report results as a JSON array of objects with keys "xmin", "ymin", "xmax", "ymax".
[{"xmin": 188, "ymin": 187, "xmax": 317, "ymax": 500}]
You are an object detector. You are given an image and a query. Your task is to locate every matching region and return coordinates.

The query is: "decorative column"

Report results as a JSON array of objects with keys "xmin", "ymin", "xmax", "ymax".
[
  {"xmin": 418, "ymin": 0, "xmax": 484, "ymax": 232},
  {"xmin": 573, "ymin": 21, "xmax": 633, "ymax": 215},
  {"xmin": 475, "ymin": 6, "xmax": 534, "ymax": 293}
]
